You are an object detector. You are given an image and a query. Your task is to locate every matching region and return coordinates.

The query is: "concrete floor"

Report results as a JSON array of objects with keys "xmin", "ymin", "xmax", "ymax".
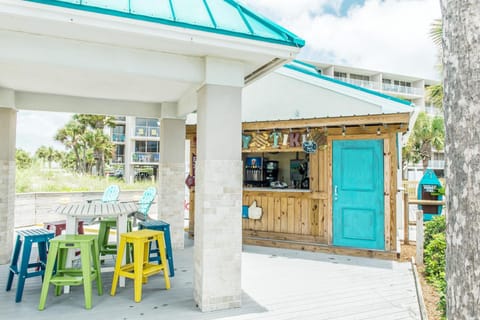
[{"xmin": 1, "ymin": 234, "xmax": 420, "ymax": 320}]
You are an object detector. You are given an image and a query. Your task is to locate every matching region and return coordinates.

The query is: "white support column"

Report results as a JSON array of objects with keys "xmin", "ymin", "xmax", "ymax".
[
  {"xmin": 158, "ymin": 103, "xmax": 186, "ymax": 249},
  {"xmin": 0, "ymin": 89, "xmax": 17, "ymax": 263},
  {"xmin": 124, "ymin": 116, "xmax": 135, "ymax": 184},
  {"xmin": 194, "ymin": 57, "xmax": 244, "ymax": 312}
]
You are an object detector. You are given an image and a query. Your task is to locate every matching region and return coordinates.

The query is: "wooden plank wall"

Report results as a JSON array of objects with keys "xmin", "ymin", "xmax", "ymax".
[
  {"xmin": 187, "ymin": 123, "xmax": 402, "ymax": 255},
  {"xmin": 242, "ymin": 148, "xmax": 328, "ymax": 244}
]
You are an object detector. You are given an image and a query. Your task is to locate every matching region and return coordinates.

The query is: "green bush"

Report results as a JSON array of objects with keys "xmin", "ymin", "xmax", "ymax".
[
  {"xmin": 424, "ymin": 214, "xmax": 446, "ymax": 248},
  {"xmin": 424, "ymin": 218, "xmax": 446, "ymax": 318}
]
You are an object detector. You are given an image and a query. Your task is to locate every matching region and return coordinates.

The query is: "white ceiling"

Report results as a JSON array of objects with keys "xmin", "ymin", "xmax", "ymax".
[{"xmin": 0, "ymin": 0, "xmax": 300, "ymax": 115}]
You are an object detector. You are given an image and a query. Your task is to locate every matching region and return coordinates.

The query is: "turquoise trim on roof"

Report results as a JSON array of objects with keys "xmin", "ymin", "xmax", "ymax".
[
  {"xmin": 26, "ymin": 0, "xmax": 305, "ymax": 48},
  {"xmin": 285, "ymin": 60, "xmax": 413, "ymax": 107}
]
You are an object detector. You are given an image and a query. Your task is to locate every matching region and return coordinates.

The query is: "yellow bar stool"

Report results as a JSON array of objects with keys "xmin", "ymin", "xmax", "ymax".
[{"xmin": 110, "ymin": 229, "xmax": 170, "ymax": 302}]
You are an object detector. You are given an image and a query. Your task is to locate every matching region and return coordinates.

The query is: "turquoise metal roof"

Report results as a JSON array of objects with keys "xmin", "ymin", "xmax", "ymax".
[
  {"xmin": 26, "ymin": 0, "xmax": 305, "ymax": 47},
  {"xmin": 285, "ymin": 60, "xmax": 413, "ymax": 106}
]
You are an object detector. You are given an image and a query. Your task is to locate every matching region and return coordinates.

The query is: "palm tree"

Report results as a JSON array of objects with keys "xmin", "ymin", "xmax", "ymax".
[
  {"xmin": 427, "ymin": 18, "xmax": 443, "ymax": 109},
  {"xmin": 16, "ymin": 148, "xmax": 32, "ymax": 169},
  {"xmin": 74, "ymin": 114, "xmax": 115, "ymax": 175},
  {"xmin": 35, "ymin": 145, "xmax": 61, "ymax": 169},
  {"xmin": 55, "ymin": 120, "xmax": 86, "ymax": 173},
  {"xmin": 84, "ymin": 129, "xmax": 114, "ymax": 176},
  {"xmin": 404, "ymin": 112, "xmax": 445, "ymax": 171}
]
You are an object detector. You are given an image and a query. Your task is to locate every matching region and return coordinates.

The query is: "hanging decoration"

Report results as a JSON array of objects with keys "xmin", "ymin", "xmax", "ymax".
[
  {"xmin": 302, "ymin": 128, "xmax": 318, "ymax": 154},
  {"xmin": 310, "ymin": 129, "xmax": 328, "ymax": 150},
  {"xmin": 241, "ymin": 126, "xmax": 332, "ymax": 152},
  {"xmin": 289, "ymin": 132, "xmax": 301, "ymax": 147},
  {"xmin": 250, "ymin": 132, "xmax": 270, "ymax": 149},
  {"xmin": 270, "ymin": 130, "xmax": 282, "ymax": 148},
  {"xmin": 242, "ymin": 134, "xmax": 252, "ymax": 149}
]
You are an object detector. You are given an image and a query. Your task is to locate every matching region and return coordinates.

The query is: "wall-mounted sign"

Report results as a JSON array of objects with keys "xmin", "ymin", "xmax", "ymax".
[
  {"xmin": 185, "ymin": 174, "xmax": 195, "ymax": 188},
  {"xmin": 302, "ymin": 140, "xmax": 318, "ymax": 153}
]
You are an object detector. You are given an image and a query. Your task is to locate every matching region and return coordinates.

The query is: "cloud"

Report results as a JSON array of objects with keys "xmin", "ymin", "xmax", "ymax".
[
  {"xmin": 16, "ymin": 110, "xmax": 72, "ymax": 154},
  {"xmin": 243, "ymin": 0, "xmax": 441, "ymax": 80}
]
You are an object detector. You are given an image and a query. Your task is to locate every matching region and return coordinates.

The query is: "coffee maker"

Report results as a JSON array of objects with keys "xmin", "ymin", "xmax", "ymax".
[{"xmin": 264, "ymin": 160, "xmax": 279, "ymax": 186}]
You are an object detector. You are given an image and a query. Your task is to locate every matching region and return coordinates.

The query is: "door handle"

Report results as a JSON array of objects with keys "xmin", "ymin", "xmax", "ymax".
[{"xmin": 334, "ymin": 185, "xmax": 338, "ymax": 201}]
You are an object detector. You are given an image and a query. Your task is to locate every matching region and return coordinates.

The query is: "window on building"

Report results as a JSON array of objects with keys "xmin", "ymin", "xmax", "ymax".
[
  {"xmin": 114, "ymin": 145, "xmax": 125, "ymax": 163},
  {"xmin": 394, "ymin": 80, "xmax": 412, "ymax": 87},
  {"xmin": 113, "ymin": 125, "xmax": 125, "ymax": 134},
  {"xmin": 334, "ymin": 71, "xmax": 347, "ymax": 79},
  {"xmin": 433, "ymin": 152, "xmax": 445, "ymax": 161},
  {"xmin": 135, "ymin": 141, "xmax": 159, "ymax": 153},
  {"xmin": 135, "ymin": 118, "xmax": 159, "ymax": 137},
  {"xmin": 135, "ymin": 118, "xmax": 147, "ymax": 127},
  {"xmin": 350, "ymin": 73, "xmax": 370, "ymax": 81},
  {"xmin": 112, "ymin": 125, "xmax": 125, "ymax": 142},
  {"xmin": 382, "ymin": 78, "xmax": 392, "ymax": 84},
  {"xmin": 147, "ymin": 141, "xmax": 159, "ymax": 153},
  {"xmin": 135, "ymin": 141, "xmax": 146, "ymax": 153}
]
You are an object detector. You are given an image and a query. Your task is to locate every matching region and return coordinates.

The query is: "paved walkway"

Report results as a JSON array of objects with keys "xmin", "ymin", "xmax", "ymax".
[{"xmin": 0, "ymin": 235, "xmax": 420, "ymax": 320}]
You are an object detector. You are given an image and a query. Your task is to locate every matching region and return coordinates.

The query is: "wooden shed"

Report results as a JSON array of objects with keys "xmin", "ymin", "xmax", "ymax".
[{"xmin": 186, "ymin": 60, "xmax": 414, "ymax": 259}]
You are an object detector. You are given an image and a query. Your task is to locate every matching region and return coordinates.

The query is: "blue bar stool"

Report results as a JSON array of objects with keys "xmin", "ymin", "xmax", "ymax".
[
  {"xmin": 6, "ymin": 228, "xmax": 55, "ymax": 302},
  {"xmin": 138, "ymin": 220, "xmax": 174, "ymax": 277}
]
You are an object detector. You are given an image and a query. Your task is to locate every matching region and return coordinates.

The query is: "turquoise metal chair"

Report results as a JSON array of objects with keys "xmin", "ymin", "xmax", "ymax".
[
  {"xmin": 130, "ymin": 187, "xmax": 157, "ymax": 223},
  {"xmin": 84, "ymin": 185, "xmax": 120, "ymax": 225},
  {"xmin": 88, "ymin": 184, "xmax": 120, "ymax": 204},
  {"xmin": 97, "ymin": 187, "xmax": 156, "ymax": 260}
]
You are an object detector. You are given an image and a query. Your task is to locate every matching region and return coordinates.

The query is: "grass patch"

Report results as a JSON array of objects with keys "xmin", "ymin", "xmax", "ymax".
[{"xmin": 16, "ymin": 163, "xmax": 154, "ymax": 193}]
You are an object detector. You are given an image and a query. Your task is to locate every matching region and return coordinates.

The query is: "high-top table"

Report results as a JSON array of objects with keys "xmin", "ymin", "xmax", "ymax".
[{"xmin": 55, "ymin": 202, "xmax": 139, "ymax": 291}]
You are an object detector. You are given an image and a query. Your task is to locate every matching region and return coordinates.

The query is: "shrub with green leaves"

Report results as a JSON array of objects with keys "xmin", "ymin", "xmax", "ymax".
[
  {"xmin": 424, "ymin": 216, "xmax": 446, "ymax": 318},
  {"xmin": 424, "ymin": 214, "xmax": 446, "ymax": 248}
]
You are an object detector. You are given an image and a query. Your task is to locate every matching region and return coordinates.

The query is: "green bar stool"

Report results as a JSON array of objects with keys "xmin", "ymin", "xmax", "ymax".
[
  {"xmin": 38, "ymin": 235, "xmax": 103, "ymax": 310},
  {"xmin": 97, "ymin": 218, "xmax": 132, "ymax": 263},
  {"xmin": 6, "ymin": 228, "xmax": 55, "ymax": 302}
]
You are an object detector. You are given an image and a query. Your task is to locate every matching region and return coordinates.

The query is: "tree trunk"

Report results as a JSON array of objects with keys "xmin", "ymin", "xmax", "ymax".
[{"xmin": 441, "ymin": 0, "xmax": 480, "ymax": 318}]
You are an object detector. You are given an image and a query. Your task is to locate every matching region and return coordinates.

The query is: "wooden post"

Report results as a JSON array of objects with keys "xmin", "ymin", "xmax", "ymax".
[
  {"xmin": 416, "ymin": 210, "xmax": 424, "ymax": 266},
  {"xmin": 403, "ymin": 192, "xmax": 409, "ymax": 245}
]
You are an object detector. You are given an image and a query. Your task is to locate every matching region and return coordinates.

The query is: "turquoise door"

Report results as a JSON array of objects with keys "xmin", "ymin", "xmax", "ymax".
[{"xmin": 332, "ymin": 139, "xmax": 384, "ymax": 250}]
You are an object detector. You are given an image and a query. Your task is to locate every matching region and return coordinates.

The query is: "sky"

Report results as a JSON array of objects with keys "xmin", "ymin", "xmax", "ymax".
[{"xmin": 15, "ymin": 0, "xmax": 441, "ymax": 154}]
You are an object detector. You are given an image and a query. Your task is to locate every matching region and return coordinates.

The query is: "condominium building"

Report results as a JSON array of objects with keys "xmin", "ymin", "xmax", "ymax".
[
  {"xmin": 306, "ymin": 61, "xmax": 438, "ymax": 109},
  {"xmin": 109, "ymin": 116, "xmax": 160, "ymax": 183},
  {"xmin": 306, "ymin": 61, "xmax": 443, "ymax": 179}
]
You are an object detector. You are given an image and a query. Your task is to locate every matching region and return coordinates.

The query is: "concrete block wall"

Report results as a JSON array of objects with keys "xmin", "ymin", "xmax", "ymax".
[
  {"xmin": 194, "ymin": 160, "xmax": 243, "ymax": 311},
  {"xmin": 0, "ymin": 160, "xmax": 15, "ymax": 263},
  {"xmin": 158, "ymin": 162, "xmax": 185, "ymax": 249}
]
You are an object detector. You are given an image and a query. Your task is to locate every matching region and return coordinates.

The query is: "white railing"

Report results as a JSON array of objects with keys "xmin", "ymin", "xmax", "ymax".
[
  {"xmin": 334, "ymin": 77, "xmax": 382, "ymax": 91},
  {"xmin": 428, "ymin": 160, "xmax": 445, "ymax": 169},
  {"xmin": 333, "ymin": 76, "xmax": 424, "ymax": 96},
  {"xmin": 409, "ymin": 160, "xmax": 445, "ymax": 170},
  {"xmin": 132, "ymin": 152, "xmax": 159, "ymax": 163},
  {"xmin": 382, "ymin": 83, "xmax": 424, "ymax": 96}
]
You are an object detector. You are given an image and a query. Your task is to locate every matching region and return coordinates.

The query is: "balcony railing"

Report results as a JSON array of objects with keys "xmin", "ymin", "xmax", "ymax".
[
  {"xmin": 111, "ymin": 155, "xmax": 125, "ymax": 164},
  {"xmin": 112, "ymin": 133, "xmax": 125, "ymax": 142},
  {"xmin": 135, "ymin": 126, "xmax": 159, "ymax": 137},
  {"xmin": 428, "ymin": 160, "xmax": 445, "ymax": 170},
  {"xmin": 132, "ymin": 152, "xmax": 159, "ymax": 163},
  {"xmin": 333, "ymin": 76, "xmax": 424, "ymax": 96},
  {"xmin": 334, "ymin": 77, "xmax": 382, "ymax": 91},
  {"xmin": 409, "ymin": 160, "xmax": 445, "ymax": 170},
  {"xmin": 381, "ymin": 83, "xmax": 424, "ymax": 96}
]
